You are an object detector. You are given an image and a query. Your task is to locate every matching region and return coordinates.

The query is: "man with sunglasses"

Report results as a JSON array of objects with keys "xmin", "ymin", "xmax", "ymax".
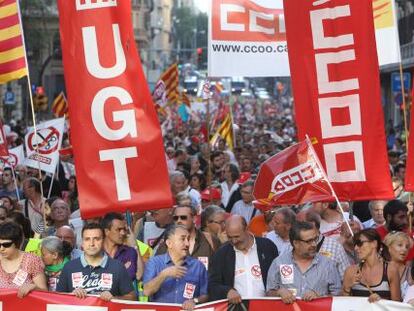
[
  {"xmin": 266, "ymin": 221, "xmax": 341, "ymax": 304},
  {"xmin": 156, "ymin": 205, "xmax": 219, "ymax": 270}
]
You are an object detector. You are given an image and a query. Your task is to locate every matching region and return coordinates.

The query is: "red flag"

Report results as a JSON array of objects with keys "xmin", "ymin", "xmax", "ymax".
[
  {"xmin": 284, "ymin": 0, "xmax": 393, "ymax": 201},
  {"xmin": 406, "ymin": 80, "xmax": 414, "ymax": 190},
  {"xmin": 253, "ymin": 139, "xmax": 333, "ymax": 209},
  {"xmin": 58, "ymin": 0, "xmax": 173, "ymax": 218},
  {"xmin": 0, "ymin": 121, "xmax": 8, "ymax": 157}
]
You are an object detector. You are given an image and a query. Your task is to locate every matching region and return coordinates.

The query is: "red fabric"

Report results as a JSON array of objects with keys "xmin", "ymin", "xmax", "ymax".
[
  {"xmin": 284, "ymin": 0, "xmax": 393, "ymax": 201},
  {"xmin": 57, "ymin": 1, "xmax": 173, "ymax": 218},
  {"xmin": 0, "ymin": 121, "xmax": 9, "ymax": 157},
  {"xmin": 253, "ymin": 139, "xmax": 333, "ymax": 209},
  {"xmin": 406, "ymin": 78, "xmax": 414, "ymax": 190}
]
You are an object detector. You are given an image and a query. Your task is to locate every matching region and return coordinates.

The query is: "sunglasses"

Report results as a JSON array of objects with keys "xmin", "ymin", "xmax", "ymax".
[
  {"xmin": 0, "ymin": 242, "xmax": 13, "ymax": 248},
  {"xmin": 173, "ymin": 215, "xmax": 188, "ymax": 221},
  {"xmin": 353, "ymin": 239, "xmax": 370, "ymax": 247}
]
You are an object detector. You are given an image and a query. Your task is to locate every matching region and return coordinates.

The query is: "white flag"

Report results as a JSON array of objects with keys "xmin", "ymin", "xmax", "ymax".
[
  {"xmin": 25, "ymin": 118, "xmax": 65, "ymax": 174},
  {"xmin": 0, "ymin": 145, "xmax": 24, "ymax": 169}
]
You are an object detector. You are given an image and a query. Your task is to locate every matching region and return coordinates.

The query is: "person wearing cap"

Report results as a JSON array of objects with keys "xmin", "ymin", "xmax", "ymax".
[
  {"xmin": 225, "ymin": 171, "xmax": 251, "ymax": 213},
  {"xmin": 200, "ymin": 187, "xmax": 222, "ymax": 210}
]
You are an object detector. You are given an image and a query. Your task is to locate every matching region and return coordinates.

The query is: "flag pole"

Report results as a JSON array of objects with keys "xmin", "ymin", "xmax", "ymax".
[
  {"xmin": 206, "ymin": 79, "xmax": 212, "ymax": 188},
  {"xmin": 10, "ymin": 165, "xmax": 20, "ymax": 201},
  {"xmin": 305, "ymin": 135, "xmax": 354, "ymax": 236},
  {"xmin": 16, "ymin": 0, "xmax": 46, "ymax": 235}
]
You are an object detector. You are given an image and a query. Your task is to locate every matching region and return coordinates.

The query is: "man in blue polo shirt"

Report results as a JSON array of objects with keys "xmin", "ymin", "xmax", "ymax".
[
  {"xmin": 143, "ymin": 224, "xmax": 208, "ymax": 310},
  {"xmin": 56, "ymin": 223, "xmax": 136, "ymax": 301}
]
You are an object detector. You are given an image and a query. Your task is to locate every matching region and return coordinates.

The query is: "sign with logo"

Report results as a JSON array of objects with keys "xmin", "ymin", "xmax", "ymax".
[
  {"xmin": 391, "ymin": 72, "xmax": 411, "ymax": 93},
  {"xmin": 57, "ymin": 0, "xmax": 173, "ymax": 218},
  {"xmin": 208, "ymin": 0, "xmax": 289, "ymax": 77},
  {"xmin": 24, "ymin": 118, "xmax": 65, "ymax": 174},
  {"xmin": 283, "ymin": 0, "xmax": 393, "ymax": 201},
  {"xmin": 0, "ymin": 145, "xmax": 24, "ymax": 169},
  {"xmin": 4, "ymin": 91, "xmax": 15, "ymax": 105}
]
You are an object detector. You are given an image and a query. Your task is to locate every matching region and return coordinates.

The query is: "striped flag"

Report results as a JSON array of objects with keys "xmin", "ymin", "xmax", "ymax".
[
  {"xmin": 210, "ymin": 113, "xmax": 234, "ymax": 150},
  {"xmin": 0, "ymin": 0, "xmax": 28, "ymax": 84},
  {"xmin": 159, "ymin": 63, "xmax": 179, "ymax": 105},
  {"xmin": 214, "ymin": 82, "xmax": 224, "ymax": 95},
  {"xmin": 179, "ymin": 92, "xmax": 191, "ymax": 108},
  {"xmin": 202, "ymin": 79, "xmax": 211, "ymax": 99},
  {"xmin": 51, "ymin": 91, "xmax": 68, "ymax": 117}
]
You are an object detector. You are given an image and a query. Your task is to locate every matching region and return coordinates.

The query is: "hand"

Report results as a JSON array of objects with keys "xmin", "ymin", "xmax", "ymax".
[
  {"xmin": 162, "ymin": 265, "xmax": 187, "ymax": 278},
  {"xmin": 302, "ymin": 290, "xmax": 319, "ymax": 301},
  {"xmin": 182, "ymin": 299, "xmax": 196, "ymax": 311},
  {"xmin": 351, "ymin": 269, "xmax": 362, "ymax": 286},
  {"xmin": 99, "ymin": 291, "xmax": 113, "ymax": 301},
  {"xmin": 227, "ymin": 288, "xmax": 242, "ymax": 304},
  {"xmin": 72, "ymin": 288, "xmax": 88, "ymax": 299},
  {"xmin": 278, "ymin": 288, "xmax": 296, "ymax": 304},
  {"xmin": 17, "ymin": 283, "xmax": 35, "ymax": 298},
  {"xmin": 408, "ymin": 202, "xmax": 413, "ymax": 214},
  {"xmin": 368, "ymin": 293, "xmax": 381, "ymax": 303},
  {"xmin": 218, "ymin": 231, "xmax": 228, "ymax": 243}
]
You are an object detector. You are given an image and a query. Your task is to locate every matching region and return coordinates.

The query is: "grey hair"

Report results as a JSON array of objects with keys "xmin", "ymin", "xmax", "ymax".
[
  {"xmin": 201, "ymin": 205, "xmax": 225, "ymax": 229},
  {"xmin": 169, "ymin": 170, "xmax": 185, "ymax": 183},
  {"xmin": 275, "ymin": 207, "xmax": 297, "ymax": 225},
  {"xmin": 41, "ymin": 236, "xmax": 64, "ymax": 257}
]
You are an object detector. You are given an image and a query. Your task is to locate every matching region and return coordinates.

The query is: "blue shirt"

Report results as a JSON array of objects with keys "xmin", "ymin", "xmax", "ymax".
[
  {"xmin": 57, "ymin": 253, "xmax": 134, "ymax": 296},
  {"xmin": 143, "ymin": 253, "xmax": 208, "ymax": 303}
]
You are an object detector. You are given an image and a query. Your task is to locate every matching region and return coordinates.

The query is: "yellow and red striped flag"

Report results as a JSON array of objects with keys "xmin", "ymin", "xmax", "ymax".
[
  {"xmin": 180, "ymin": 92, "xmax": 191, "ymax": 108},
  {"xmin": 210, "ymin": 113, "xmax": 234, "ymax": 150},
  {"xmin": 0, "ymin": 0, "xmax": 28, "ymax": 84},
  {"xmin": 159, "ymin": 63, "xmax": 178, "ymax": 105},
  {"xmin": 51, "ymin": 91, "xmax": 68, "ymax": 117}
]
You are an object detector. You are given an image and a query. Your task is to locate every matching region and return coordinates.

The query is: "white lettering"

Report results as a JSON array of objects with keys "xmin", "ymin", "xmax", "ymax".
[
  {"xmin": 220, "ymin": 4, "xmax": 245, "ymax": 31},
  {"xmin": 315, "ymin": 49, "xmax": 359, "ymax": 94},
  {"xmin": 83, "ymin": 24, "xmax": 126, "ymax": 79},
  {"xmin": 310, "ymin": 6, "xmax": 354, "ymax": 49},
  {"xmin": 91, "ymin": 86, "xmax": 137, "ymax": 141},
  {"xmin": 279, "ymin": 14, "xmax": 286, "ymax": 33},
  {"xmin": 249, "ymin": 11, "xmax": 275, "ymax": 35},
  {"xmin": 46, "ymin": 305, "xmax": 107, "ymax": 311},
  {"xmin": 100, "ymin": 147, "xmax": 138, "ymax": 201},
  {"xmin": 76, "ymin": 0, "xmax": 117, "ymax": 11},
  {"xmin": 323, "ymin": 141, "xmax": 366, "ymax": 182},
  {"xmin": 319, "ymin": 94, "xmax": 362, "ymax": 139}
]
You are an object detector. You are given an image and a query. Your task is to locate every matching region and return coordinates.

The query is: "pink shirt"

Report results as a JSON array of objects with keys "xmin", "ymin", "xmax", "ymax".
[{"xmin": 0, "ymin": 252, "xmax": 44, "ymax": 288}]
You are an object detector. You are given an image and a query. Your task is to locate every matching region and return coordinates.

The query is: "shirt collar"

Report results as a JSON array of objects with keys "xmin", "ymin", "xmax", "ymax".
[
  {"xmin": 233, "ymin": 234, "xmax": 256, "ymax": 253},
  {"xmin": 164, "ymin": 252, "xmax": 190, "ymax": 265},
  {"xmin": 80, "ymin": 252, "xmax": 108, "ymax": 268}
]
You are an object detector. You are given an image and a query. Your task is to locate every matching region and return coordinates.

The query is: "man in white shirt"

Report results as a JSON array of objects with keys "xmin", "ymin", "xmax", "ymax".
[
  {"xmin": 362, "ymin": 200, "xmax": 387, "ymax": 229},
  {"xmin": 266, "ymin": 207, "xmax": 296, "ymax": 256},
  {"xmin": 231, "ymin": 180, "xmax": 260, "ymax": 223},
  {"xmin": 220, "ymin": 163, "xmax": 240, "ymax": 209}
]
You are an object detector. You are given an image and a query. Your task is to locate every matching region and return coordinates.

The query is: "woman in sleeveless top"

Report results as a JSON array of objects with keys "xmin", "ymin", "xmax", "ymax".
[
  {"xmin": 342, "ymin": 229, "xmax": 401, "ymax": 302},
  {"xmin": 383, "ymin": 231, "xmax": 412, "ymax": 299}
]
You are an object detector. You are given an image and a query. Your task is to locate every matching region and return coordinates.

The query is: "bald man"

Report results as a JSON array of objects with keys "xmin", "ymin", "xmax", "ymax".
[
  {"xmin": 208, "ymin": 215, "xmax": 278, "ymax": 304},
  {"xmin": 55, "ymin": 225, "xmax": 82, "ymax": 259}
]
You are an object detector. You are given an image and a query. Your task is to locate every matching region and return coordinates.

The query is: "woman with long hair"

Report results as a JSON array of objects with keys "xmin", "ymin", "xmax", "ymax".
[
  {"xmin": 0, "ymin": 221, "xmax": 47, "ymax": 297},
  {"xmin": 342, "ymin": 228, "xmax": 401, "ymax": 302}
]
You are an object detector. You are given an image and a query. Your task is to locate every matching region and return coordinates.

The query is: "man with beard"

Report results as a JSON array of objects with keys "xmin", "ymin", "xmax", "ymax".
[
  {"xmin": 143, "ymin": 224, "xmax": 208, "ymax": 310},
  {"xmin": 266, "ymin": 221, "xmax": 341, "ymax": 304},
  {"xmin": 376, "ymin": 200, "xmax": 409, "ymax": 240}
]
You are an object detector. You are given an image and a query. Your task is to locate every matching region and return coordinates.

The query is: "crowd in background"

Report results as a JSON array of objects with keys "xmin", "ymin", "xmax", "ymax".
[{"xmin": 0, "ymin": 93, "xmax": 412, "ymax": 310}]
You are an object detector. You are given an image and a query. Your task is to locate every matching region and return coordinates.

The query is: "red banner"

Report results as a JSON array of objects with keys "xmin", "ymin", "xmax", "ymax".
[
  {"xmin": 405, "ymin": 81, "xmax": 414, "ymax": 190},
  {"xmin": 0, "ymin": 121, "xmax": 8, "ymax": 157},
  {"xmin": 283, "ymin": 0, "xmax": 393, "ymax": 201},
  {"xmin": 253, "ymin": 139, "xmax": 333, "ymax": 209},
  {"xmin": 57, "ymin": 0, "xmax": 173, "ymax": 218},
  {"xmin": 0, "ymin": 290, "xmax": 227, "ymax": 311}
]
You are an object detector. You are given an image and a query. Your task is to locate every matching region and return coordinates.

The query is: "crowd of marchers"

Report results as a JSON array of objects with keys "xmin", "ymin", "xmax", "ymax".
[{"xmin": 0, "ymin": 96, "xmax": 413, "ymax": 310}]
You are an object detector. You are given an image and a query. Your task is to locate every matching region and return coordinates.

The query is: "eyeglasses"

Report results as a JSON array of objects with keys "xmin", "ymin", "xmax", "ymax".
[
  {"xmin": 173, "ymin": 215, "xmax": 188, "ymax": 221},
  {"xmin": 353, "ymin": 239, "xmax": 370, "ymax": 247},
  {"xmin": 0, "ymin": 242, "xmax": 13, "ymax": 248},
  {"xmin": 209, "ymin": 220, "xmax": 225, "ymax": 226},
  {"xmin": 298, "ymin": 236, "xmax": 319, "ymax": 245}
]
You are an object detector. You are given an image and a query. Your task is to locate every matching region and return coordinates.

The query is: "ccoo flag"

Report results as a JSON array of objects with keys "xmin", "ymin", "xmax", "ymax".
[{"xmin": 0, "ymin": 0, "xmax": 28, "ymax": 83}]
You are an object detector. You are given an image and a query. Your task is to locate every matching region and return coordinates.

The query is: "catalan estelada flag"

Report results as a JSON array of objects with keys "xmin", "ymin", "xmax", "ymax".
[
  {"xmin": 210, "ymin": 113, "xmax": 234, "ymax": 150},
  {"xmin": 159, "ymin": 63, "xmax": 178, "ymax": 105},
  {"xmin": 179, "ymin": 91, "xmax": 191, "ymax": 108},
  {"xmin": 0, "ymin": 0, "xmax": 28, "ymax": 84},
  {"xmin": 51, "ymin": 91, "xmax": 68, "ymax": 117}
]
